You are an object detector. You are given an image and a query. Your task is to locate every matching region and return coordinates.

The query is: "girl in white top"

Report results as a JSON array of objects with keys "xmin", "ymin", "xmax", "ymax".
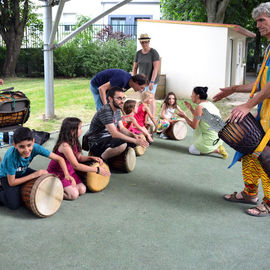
[{"xmin": 156, "ymin": 92, "xmax": 184, "ymax": 139}]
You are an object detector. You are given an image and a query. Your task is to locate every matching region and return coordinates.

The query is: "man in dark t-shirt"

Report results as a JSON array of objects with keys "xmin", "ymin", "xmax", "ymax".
[
  {"xmin": 90, "ymin": 69, "xmax": 148, "ymax": 111},
  {"xmin": 84, "ymin": 86, "xmax": 149, "ymax": 159}
]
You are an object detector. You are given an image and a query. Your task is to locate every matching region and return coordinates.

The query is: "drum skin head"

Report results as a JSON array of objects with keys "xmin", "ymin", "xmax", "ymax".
[
  {"xmin": 172, "ymin": 120, "xmax": 187, "ymax": 140},
  {"xmin": 87, "ymin": 162, "xmax": 110, "ymax": 192},
  {"xmin": 33, "ymin": 174, "xmax": 64, "ymax": 217},
  {"xmin": 125, "ymin": 147, "xmax": 136, "ymax": 172}
]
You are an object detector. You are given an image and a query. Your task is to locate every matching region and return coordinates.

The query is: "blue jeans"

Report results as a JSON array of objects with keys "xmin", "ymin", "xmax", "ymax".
[
  {"xmin": 144, "ymin": 84, "xmax": 158, "ymax": 95},
  {"xmin": 0, "ymin": 168, "xmax": 35, "ymax": 210},
  {"xmin": 90, "ymin": 84, "xmax": 103, "ymax": 111}
]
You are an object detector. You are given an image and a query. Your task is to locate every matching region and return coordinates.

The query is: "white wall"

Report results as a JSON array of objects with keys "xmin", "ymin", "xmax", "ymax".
[{"xmin": 137, "ymin": 21, "xmax": 229, "ymax": 98}]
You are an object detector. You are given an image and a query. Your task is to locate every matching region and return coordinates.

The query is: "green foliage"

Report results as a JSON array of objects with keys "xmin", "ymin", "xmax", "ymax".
[{"xmin": 161, "ymin": 0, "xmax": 207, "ymax": 22}]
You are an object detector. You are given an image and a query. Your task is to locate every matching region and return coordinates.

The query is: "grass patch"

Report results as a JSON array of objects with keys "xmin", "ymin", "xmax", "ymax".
[{"xmin": 0, "ymin": 77, "xmax": 235, "ymax": 132}]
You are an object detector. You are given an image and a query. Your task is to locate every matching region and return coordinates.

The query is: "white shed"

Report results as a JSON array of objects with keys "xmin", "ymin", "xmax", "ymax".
[{"xmin": 137, "ymin": 19, "xmax": 255, "ymax": 99}]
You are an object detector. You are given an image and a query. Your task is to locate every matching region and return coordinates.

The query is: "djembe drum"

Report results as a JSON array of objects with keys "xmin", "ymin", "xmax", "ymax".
[
  {"xmin": 217, "ymin": 113, "xmax": 265, "ymax": 155},
  {"xmin": 166, "ymin": 119, "xmax": 187, "ymax": 140},
  {"xmin": 108, "ymin": 147, "xmax": 136, "ymax": 173},
  {"xmin": 217, "ymin": 113, "xmax": 270, "ymax": 177},
  {"xmin": 0, "ymin": 88, "xmax": 30, "ymax": 128},
  {"xmin": 21, "ymin": 174, "xmax": 63, "ymax": 218},
  {"xmin": 80, "ymin": 162, "xmax": 111, "ymax": 192}
]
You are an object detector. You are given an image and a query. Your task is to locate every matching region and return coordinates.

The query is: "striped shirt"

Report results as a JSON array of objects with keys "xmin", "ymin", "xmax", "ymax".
[{"xmin": 88, "ymin": 103, "xmax": 121, "ymax": 141}]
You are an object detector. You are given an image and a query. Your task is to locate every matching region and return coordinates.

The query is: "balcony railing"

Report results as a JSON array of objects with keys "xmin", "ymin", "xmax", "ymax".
[{"xmin": 0, "ymin": 24, "xmax": 137, "ymax": 48}]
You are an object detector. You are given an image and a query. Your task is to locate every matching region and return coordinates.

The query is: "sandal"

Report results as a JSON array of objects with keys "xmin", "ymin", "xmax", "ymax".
[
  {"xmin": 223, "ymin": 191, "xmax": 258, "ymax": 205},
  {"xmin": 246, "ymin": 202, "xmax": 270, "ymax": 217}
]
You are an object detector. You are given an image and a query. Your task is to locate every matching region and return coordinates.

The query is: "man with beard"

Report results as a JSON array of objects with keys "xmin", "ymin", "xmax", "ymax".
[{"xmin": 84, "ymin": 86, "xmax": 149, "ymax": 160}]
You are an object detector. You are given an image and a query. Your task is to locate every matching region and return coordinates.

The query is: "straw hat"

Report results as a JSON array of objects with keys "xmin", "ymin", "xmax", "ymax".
[{"xmin": 138, "ymin": 33, "xmax": 151, "ymax": 41}]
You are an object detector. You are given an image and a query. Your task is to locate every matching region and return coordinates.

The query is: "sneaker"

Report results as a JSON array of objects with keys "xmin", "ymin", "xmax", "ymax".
[
  {"xmin": 160, "ymin": 133, "xmax": 168, "ymax": 139},
  {"xmin": 218, "ymin": 145, "xmax": 228, "ymax": 159}
]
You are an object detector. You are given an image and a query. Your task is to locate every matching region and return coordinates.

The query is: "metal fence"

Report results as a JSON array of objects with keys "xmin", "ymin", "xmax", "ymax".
[{"xmin": 0, "ymin": 24, "xmax": 137, "ymax": 48}]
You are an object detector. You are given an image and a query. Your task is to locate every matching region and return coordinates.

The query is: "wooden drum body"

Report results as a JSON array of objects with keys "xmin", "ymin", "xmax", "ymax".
[
  {"xmin": 21, "ymin": 174, "xmax": 63, "ymax": 218},
  {"xmin": 108, "ymin": 147, "xmax": 136, "ymax": 173},
  {"xmin": 85, "ymin": 162, "xmax": 110, "ymax": 192},
  {"xmin": 218, "ymin": 113, "xmax": 265, "ymax": 155},
  {"xmin": 166, "ymin": 120, "xmax": 187, "ymax": 140}
]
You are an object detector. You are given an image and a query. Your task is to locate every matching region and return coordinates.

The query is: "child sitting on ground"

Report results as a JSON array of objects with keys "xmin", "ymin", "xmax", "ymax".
[
  {"xmin": 157, "ymin": 91, "xmax": 185, "ymax": 139},
  {"xmin": 0, "ymin": 127, "xmax": 74, "ymax": 210},
  {"xmin": 48, "ymin": 117, "xmax": 110, "ymax": 200},
  {"xmin": 134, "ymin": 91, "xmax": 158, "ymax": 136},
  {"xmin": 122, "ymin": 99, "xmax": 153, "ymax": 143}
]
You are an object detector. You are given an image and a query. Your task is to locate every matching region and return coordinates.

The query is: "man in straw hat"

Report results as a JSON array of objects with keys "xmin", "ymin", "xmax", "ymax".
[
  {"xmin": 213, "ymin": 2, "xmax": 270, "ymax": 217},
  {"xmin": 132, "ymin": 33, "xmax": 160, "ymax": 118}
]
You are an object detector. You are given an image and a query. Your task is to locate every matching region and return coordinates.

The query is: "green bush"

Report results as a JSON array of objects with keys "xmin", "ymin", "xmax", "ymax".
[{"xmin": 0, "ymin": 36, "xmax": 137, "ymax": 78}]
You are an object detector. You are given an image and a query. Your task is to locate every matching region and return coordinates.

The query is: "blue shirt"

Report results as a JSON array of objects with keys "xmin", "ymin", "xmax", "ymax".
[
  {"xmin": 0, "ymin": 143, "xmax": 50, "ymax": 178},
  {"xmin": 90, "ymin": 69, "xmax": 131, "ymax": 90}
]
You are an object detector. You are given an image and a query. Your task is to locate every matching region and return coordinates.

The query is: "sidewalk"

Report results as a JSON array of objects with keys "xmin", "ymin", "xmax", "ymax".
[{"xmin": 0, "ymin": 125, "xmax": 269, "ymax": 270}]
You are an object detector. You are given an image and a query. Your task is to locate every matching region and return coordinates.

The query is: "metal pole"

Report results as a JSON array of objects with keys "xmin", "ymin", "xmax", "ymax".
[
  {"xmin": 54, "ymin": 0, "xmax": 132, "ymax": 49},
  {"xmin": 43, "ymin": 1, "xmax": 55, "ymax": 119}
]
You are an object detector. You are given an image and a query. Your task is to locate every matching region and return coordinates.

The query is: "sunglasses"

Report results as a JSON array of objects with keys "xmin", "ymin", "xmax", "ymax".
[{"xmin": 140, "ymin": 41, "xmax": 150, "ymax": 44}]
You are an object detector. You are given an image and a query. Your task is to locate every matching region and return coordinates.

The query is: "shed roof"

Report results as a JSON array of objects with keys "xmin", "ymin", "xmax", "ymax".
[{"xmin": 139, "ymin": 19, "xmax": 256, "ymax": 38}]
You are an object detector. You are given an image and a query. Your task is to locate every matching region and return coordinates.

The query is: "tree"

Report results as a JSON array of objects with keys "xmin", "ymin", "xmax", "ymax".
[
  {"xmin": 0, "ymin": 0, "xmax": 31, "ymax": 77},
  {"xmin": 201, "ymin": 0, "xmax": 230, "ymax": 23},
  {"xmin": 161, "ymin": 0, "xmax": 230, "ymax": 23}
]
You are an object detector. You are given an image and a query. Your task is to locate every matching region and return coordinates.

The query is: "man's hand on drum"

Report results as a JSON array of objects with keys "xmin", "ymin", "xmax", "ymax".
[
  {"xmin": 88, "ymin": 156, "xmax": 103, "ymax": 165},
  {"xmin": 99, "ymin": 166, "xmax": 111, "ymax": 177},
  {"xmin": 136, "ymin": 137, "xmax": 149, "ymax": 148},
  {"xmin": 34, "ymin": 169, "xmax": 48, "ymax": 178},
  {"xmin": 213, "ymin": 86, "xmax": 235, "ymax": 102},
  {"xmin": 230, "ymin": 103, "xmax": 251, "ymax": 122}
]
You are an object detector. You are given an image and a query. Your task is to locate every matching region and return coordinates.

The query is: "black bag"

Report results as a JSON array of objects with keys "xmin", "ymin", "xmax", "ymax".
[{"xmin": 32, "ymin": 130, "xmax": 50, "ymax": 145}]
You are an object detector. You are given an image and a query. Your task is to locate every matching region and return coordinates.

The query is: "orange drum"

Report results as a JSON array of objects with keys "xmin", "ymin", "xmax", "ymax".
[
  {"xmin": 135, "ymin": 134, "xmax": 147, "ymax": 156},
  {"xmin": 108, "ymin": 147, "xmax": 136, "ymax": 173},
  {"xmin": 21, "ymin": 174, "xmax": 63, "ymax": 218},
  {"xmin": 85, "ymin": 162, "xmax": 111, "ymax": 192},
  {"xmin": 166, "ymin": 120, "xmax": 187, "ymax": 140}
]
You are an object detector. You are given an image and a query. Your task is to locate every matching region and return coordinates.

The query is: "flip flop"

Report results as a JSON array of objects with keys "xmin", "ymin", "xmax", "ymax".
[{"xmin": 223, "ymin": 191, "xmax": 258, "ymax": 205}]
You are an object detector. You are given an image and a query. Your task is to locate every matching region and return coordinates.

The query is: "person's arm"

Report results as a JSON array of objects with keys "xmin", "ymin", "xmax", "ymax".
[
  {"xmin": 230, "ymin": 81, "xmax": 270, "ymax": 122},
  {"xmin": 160, "ymin": 104, "xmax": 170, "ymax": 121},
  {"xmin": 49, "ymin": 152, "xmax": 76, "ymax": 185},
  {"xmin": 106, "ymin": 122, "xmax": 149, "ymax": 148},
  {"xmin": 7, "ymin": 170, "xmax": 48, "ymax": 187},
  {"xmin": 184, "ymin": 101, "xmax": 195, "ymax": 115},
  {"xmin": 59, "ymin": 143, "xmax": 102, "ymax": 174},
  {"xmin": 132, "ymin": 62, "xmax": 138, "ymax": 76},
  {"xmin": 149, "ymin": 60, "xmax": 160, "ymax": 90},
  {"xmin": 178, "ymin": 105, "xmax": 202, "ymax": 130},
  {"xmin": 98, "ymin": 81, "xmax": 111, "ymax": 106},
  {"xmin": 144, "ymin": 105, "xmax": 157, "ymax": 128},
  {"xmin": 77, "ymin": 152, "xmax": 103, "ymax": 165},
  {"xmin": 213, "ymin": 81, "xmax": 255, "ymax": 102}
]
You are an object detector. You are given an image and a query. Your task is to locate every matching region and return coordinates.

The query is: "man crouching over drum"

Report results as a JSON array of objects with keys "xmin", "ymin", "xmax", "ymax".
[
  {"xmin": 0, "ymin": 127, "xmax": 74, "ymax": 210},
  {"xmin": 83, "ymin": 86, "xmax": 149, "ymax": 160}
]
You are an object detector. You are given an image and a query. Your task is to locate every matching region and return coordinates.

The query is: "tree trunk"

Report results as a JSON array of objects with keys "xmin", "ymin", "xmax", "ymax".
[
  {"xmin": 2, "ymin": 29, "xmax": 24, "ymax": 77},
  {"xmin": 202, "ymin": 0, "xmax": 230, "ymax": 23}
]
